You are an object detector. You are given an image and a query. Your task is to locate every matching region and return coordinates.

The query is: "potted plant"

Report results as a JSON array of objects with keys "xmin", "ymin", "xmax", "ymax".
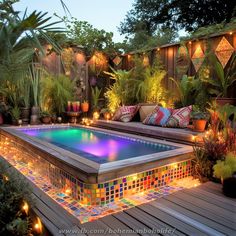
[
  {"xmin": 191, "ymin": 109, "xmax": 209, "ymax": 132},
  {"xmin": 40, "ymin": 111, "xmax": 51, "ymax": 124},
  {"xmin": 91, "ymin": 86, "xmax": 102, "ymax": 112},
  {"xmin": 10, "ymin": 106, "xmax": 20, "ymax": 125},
  {"xmin": 29, "ymin": 63, "xmax": 41, "ymax": 125},
  {"xmin": 100, "ymin": 108, "xmax": 112, "ymax": 120},
  {"xmin": 0, "ymin": 102, "xmax": 8, "ymax": 125},
  {"xmin": 81, "ymin": 100, "xmax": 89, "ymax": 113},
  {"xmin": 19, "ymin": 76, "xmax": 31, "ymax": 124},
  {"xmin": 40, "ymin": 74, "xmax": 74, "ymax": 116},
  {"xmin": 213, "ymin": 152, "xmax": 236, "ymax": 197}
]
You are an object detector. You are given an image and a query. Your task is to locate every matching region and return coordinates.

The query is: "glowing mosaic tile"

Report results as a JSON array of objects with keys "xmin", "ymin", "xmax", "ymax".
[{"xmin": 0, "ymin": 135, "xmax": 199, "ymax": 223}]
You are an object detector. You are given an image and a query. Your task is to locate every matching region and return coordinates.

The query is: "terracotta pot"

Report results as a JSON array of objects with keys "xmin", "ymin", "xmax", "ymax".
[
  {"xmin": 0, "ymin": 113, "xmax": 3, "ymax": 125},
  {"xmin": 215, "ymin": 98, "xmax": 236, "ymax": 106},
  {"xmin": 81, "ymin": 102, "xmax": 89, "ymax": 113},
  {"xmin": 41, "ymin": 116, "xmax": 51, "ymax": 124},
  {"xmin": 193, "ymin": 119, "xmax": 207, "ymax": 132}
]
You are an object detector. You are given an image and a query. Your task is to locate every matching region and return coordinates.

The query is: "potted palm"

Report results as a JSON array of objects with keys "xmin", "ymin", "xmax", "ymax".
[
  {"xmin": 91, "ymin": 86, "xmax": 102, "ymax": 112},
  {"xmin": 19, "ymin": 76, "xmax": 31, "ymax": 124},
  {"xmin": 29, "ymin": 64, "xmax": 41, "ymax": 125},
  {"xmin": 10, "ymin": 106, "xmax": 21, "ymax": 125}
]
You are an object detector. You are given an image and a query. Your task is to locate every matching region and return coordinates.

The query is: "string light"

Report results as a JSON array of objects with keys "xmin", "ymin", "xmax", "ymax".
[
  {"xmin": 22, "ymin": 201, "xmax": 29, "ymax": 215},
  {"xmin": 229, "ymin": 32, "xmax": 233, "ymax": 35},
  {"xmin": 34, "ymin": 217, "xmax": 42, "ymax": 234}
]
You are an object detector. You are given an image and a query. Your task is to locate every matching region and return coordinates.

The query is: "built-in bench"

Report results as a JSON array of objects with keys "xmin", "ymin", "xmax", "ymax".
[{"xmin": 93, "ymin": 120, "xmax": 204, "ymax": 145}]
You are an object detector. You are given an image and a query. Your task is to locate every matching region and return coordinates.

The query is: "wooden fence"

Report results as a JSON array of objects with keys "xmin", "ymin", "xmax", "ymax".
[
  {"xmin": 41, "ymin": 31, "xmax": 236, "ymax": 99},
  {"xmin": 112, "ymin": 32, "xmax": 236, "ymax": 94}
]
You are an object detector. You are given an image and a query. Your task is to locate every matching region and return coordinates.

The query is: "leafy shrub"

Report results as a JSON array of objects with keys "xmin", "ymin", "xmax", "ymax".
[
  {"xmin": 0, "ymin": 159, "xmax": 33, "ymax": 235},
  {"xmin": 40, "ymin": 74, "xmax": 74, "ymax": 115},
  {"xmin": 213, "ymin": 153, "xmax": 236, "ymax": 180}
]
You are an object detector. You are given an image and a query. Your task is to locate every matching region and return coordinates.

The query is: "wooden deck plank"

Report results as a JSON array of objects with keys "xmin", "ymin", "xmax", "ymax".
[
  {"xmin": 149, "ymin": 201, "xmax": 226, "ymax": 236},
  {"xmin": 113, "ymin": 212, "xmax": 155, "ymax": 236},
  {"xmin": 125, "ymin": 207, "xmax": 185, "ymax": 236},
  {"xmin": 138, "ymin": 204, "xmax": 207, "ymax": 235},
  {"xmin": 182, "ymin": 187, "xmax": 236, "ymax": 212},
  {"xmin": 199, "ymin": 182, "xmax": 236, "ymax": 202},
  {"xmin": 83, "ymin": 220, "xmax": 119, "ymax": 236},
  {"xmin": 170, "ymin": 191, "xmax": 235, "ymax": 224},
  {"xmin": 100, "ymin": 215, "xmax": 139, "ymax": 236},
  {"xmin": 158, "ymin": 197, "xmax": 235, "ymax": 235},
  {"xmin": 164, "ymin": 193, "xmax": 235, "ymax": 230}
]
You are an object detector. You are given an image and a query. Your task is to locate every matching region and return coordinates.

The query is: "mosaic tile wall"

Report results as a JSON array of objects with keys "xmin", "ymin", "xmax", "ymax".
[{"xmin": 0, "ymin": 133, "xmax": 192, "ymax": 206}]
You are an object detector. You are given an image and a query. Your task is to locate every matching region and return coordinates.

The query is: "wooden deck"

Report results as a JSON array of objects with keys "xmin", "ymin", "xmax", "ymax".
[
  {"xmin": 34, "ymin": 181, "xmax": 236, "ymax": 236},
  {"xmin": 2, "ymin": 157, "xmax": 235, "ymax": 236}
]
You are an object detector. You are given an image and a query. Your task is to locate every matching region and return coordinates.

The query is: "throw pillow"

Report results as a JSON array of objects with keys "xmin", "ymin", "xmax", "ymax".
[
  {"xmin": 112, "ymin": 105, "xmax": 139, "ymax": 122},
  {"xmin": 166, "ymin": 105, "xmax": 192, "ymax": 128},
  {"xmin": 143, "ymin": 106, "xmax": 172, "ymax": 126}
]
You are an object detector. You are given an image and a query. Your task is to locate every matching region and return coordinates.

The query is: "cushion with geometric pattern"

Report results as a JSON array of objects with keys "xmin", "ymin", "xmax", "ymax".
[
  {"xmin": 166, "ymin": 105, "xmax": 192, "ymax": 128},
  {"xmin": 143, "ymin": 106, "xmax": 172, "ymax": 126},
  {"xmin": 112, "ymin": 105, "xmax": 139, "ymax": 122}
]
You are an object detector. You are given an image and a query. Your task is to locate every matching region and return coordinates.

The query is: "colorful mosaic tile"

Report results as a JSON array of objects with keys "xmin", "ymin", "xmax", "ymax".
[{"xmin": 0, "ymin": 134, "xmax": 199, "ymax": 223}]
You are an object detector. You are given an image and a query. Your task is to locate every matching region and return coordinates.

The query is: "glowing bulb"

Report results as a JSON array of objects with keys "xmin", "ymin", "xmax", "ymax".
[
  {"xmin": 65, "ymin": 188, "xmax": 71, "ymax": 194},
  {"xmin": 22, "ymin": 201, "xmax": 29, "ymax": 215},
  {"xmin": 34, "ymin": 217, "xmax": 42, "ymax": 234},
  {"xmin": 188, "ymin": 41, "xmax": 192, "ymax": 45},
  {"xmin": 93, "ymin": 112, "xmax": 100, "ymax": 120},
  {"xmin": 3, "ymin": 175, "xmax": 9, "ymax": 181},
  {"xmin": 229, "ymin": 32, "xmax": 233, "ymax": 35}
]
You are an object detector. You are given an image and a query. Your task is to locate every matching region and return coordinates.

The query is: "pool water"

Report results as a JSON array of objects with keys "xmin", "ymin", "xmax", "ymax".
[{"xmin": 20, "ymin": 127, "xmax": 177, "ymax": 164}]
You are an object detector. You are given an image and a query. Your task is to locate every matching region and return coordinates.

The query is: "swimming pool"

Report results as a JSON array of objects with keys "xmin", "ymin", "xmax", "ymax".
[
  {"xmin": 20, "ymin": 127, "xmax": 176, "ymax": 164},
  {"xmin": 0, "ymin": 125, "xmax": 193, "ymax": 205}
]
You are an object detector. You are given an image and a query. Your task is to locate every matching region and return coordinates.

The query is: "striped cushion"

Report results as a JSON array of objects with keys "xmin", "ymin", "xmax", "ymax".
[
  {"xmin": 166, "ymin": 106, "xmax": 192, "ymax": 128},
  {"xmin": 143, "ymin": 106, "xmax": 172, "ymax": 126},
  {"xmin": 112, "ymin": 105, "xmax": 139, "ymax": 122}
]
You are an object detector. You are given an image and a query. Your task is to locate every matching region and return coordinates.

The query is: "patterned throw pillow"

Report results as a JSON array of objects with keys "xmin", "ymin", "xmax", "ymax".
[
  {"xmin": 166, "ymin": 106, "xmax": 192, "ymax": 128},
  {"xmin": 143, "ymin": 106, "xmax": 172, "ymax": 126},
  {"xmin": 112, "ymin": 105, "xmax": 139, "ymax": 122}
]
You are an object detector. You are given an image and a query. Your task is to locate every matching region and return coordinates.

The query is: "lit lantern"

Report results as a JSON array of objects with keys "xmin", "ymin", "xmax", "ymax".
[
  {"xmin": 34, "ymin": 217, "xmax": 42, "ymax": 234},
  {"xmin": 93, "ymin": 111, "xmax": 100, "ymax": 120},
  {"xmin": 22, "ymin": 201, "xmax": 29, "ymax": 215},
  {"xmin": 65, "ymin": 188, "xmax": 71, "ymax": 195},
  {"xmin": 104, "ymin": 112, "xmax": 111, "ymax": 120}
]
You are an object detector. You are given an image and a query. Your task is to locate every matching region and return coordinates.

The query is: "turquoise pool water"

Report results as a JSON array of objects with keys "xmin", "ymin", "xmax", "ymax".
[{"xmin": 20, "ymin": 127, "xmax": 177, "ymax": 164}]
